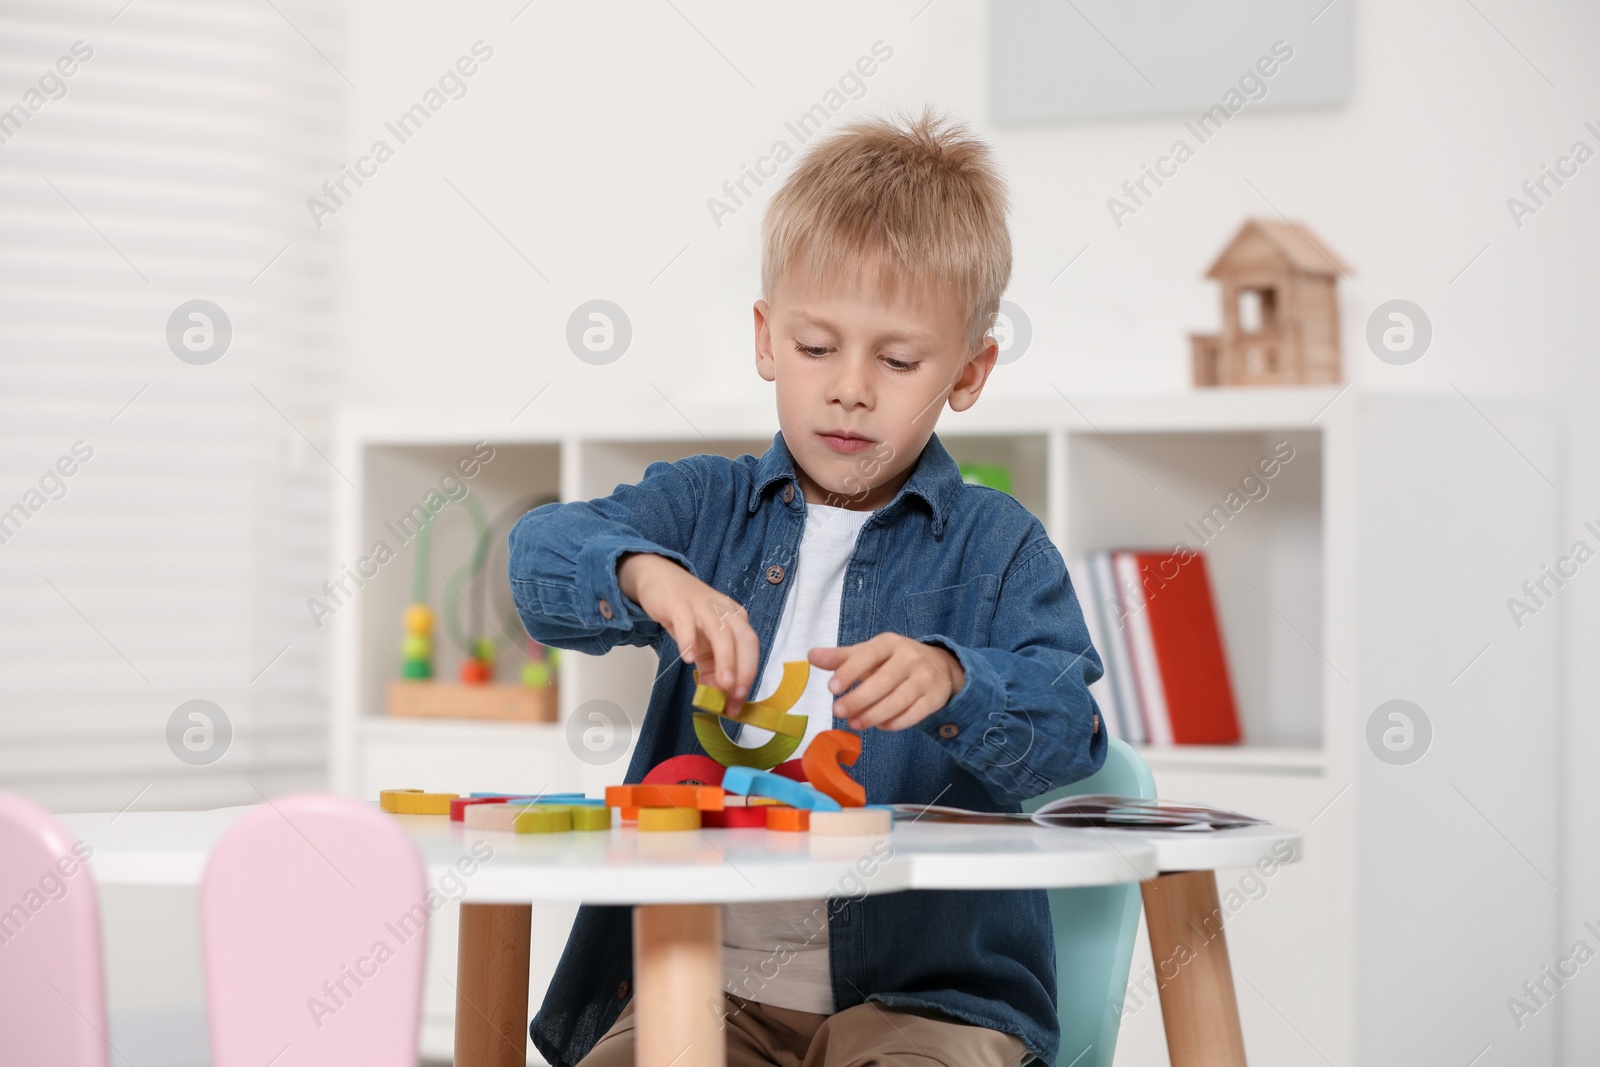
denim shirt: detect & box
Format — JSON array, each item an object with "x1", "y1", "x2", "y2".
[{"x1": 508, "y1": 429, "x2": 1107, "y2": 1067}]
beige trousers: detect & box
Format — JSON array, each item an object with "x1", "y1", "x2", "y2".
[{"x1": 576, "y1": 991, "x2": 1033, "y2": 1067}]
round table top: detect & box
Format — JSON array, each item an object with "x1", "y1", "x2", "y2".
[{"x1": 59, "y1": 804, "x2": 1301, "y2": 905}]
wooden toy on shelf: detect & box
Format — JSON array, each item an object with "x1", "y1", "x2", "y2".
[
  {"x1": 1189, "y1": 217, "x2": 1350, "y2": 387},
  {"x1": 802, "y1": 730, "x2": 867, "y2": 808},
  {"x1": 388, "y1": 492, "x2": 562, "y2": 720},
  {"x1": 957, "y1": 462, "x2": 1015, "y2": 496},
  {"x1": 521, "y1": 639, "x2": 558, "y2": 688},
  {"x1": 387, "y1": 680, "x2": 557, "y2": 722},
  {"x1": 400, "y1": 605, "x2": 434, "y2": 680}
]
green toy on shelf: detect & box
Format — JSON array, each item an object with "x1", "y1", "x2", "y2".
[{"x1": 958, "y1": 461, "x2": 1015, "y2": 496}]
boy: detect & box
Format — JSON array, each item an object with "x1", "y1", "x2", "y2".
[{"x1": 509, "y1": 106, "x2": 1105, "y2": 1067}]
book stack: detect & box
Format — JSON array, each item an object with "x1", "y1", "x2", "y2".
[{"x1": 1075, "y1": 548, "x2": 1241, "y2": 746}]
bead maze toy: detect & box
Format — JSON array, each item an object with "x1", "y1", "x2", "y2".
[
  {"x1": 386, "y1": 493, "x2": 562, "y2": 722},
  {"x1": 378, "y1": 660, "x2": 895, "y2": 837}
]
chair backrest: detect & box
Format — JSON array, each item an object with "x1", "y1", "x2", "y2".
[
  {"x1": 200, "y1": 793, "x2": 430, "y2": 1067},
  {"x1": 1021, "y1": 739, "x2": 1156, "y2": 1067},
  {"x1": 0, "y1": 792, "x2": 109, "y2": 1067}
]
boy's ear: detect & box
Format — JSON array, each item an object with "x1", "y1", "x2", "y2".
[
  {"x1": 754, "y1": 299, "x2": 776, "y2": 382},
  {"x1": 947, "y1": 337, "x2": 998, "y2": 413}
]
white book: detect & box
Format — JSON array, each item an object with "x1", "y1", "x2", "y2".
[
  {"x1": 1072, "y1": 554, "x2": 1122, "y2": 740},
  {"x1": 1115, "y1": 550, "x2": 1172, "y2": 745},
  {"x1": 1091, "y1": 550, "x2": 1144, "y2": 744}
]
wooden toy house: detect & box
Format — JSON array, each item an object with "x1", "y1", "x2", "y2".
[{"x1": 1190, "y1": 218, "x2": 1350, "y2": 387}]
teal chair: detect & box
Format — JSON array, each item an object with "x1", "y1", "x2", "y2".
[{"x1": 1021, "y1": 738, "x2": 1156, "y2": 1067}]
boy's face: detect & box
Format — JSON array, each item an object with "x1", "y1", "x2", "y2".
[{"x1": 754, "y1": 259, "x2": 997, "y2": 512}]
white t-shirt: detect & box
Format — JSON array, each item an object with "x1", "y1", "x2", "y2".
[{"x1": 721, "y1": 500, "x2": 874, "y2": 1015}]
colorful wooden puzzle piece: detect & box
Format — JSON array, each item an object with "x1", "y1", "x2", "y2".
[
  {"x1": 809, "y1": 806, "x2": 893, "y2": 835},
  {"x1": 692, "y1": 713, "x2": 802, "y2": 769},
  {"x1": 772, "y1": 759, "x2": 809, "y2": 783},
  {"x1": 802, "y1": 729, "x2": 867, "y2": 807},
  {"x1": 513, "y1": 805, "x2": 611, "y2": 833},
  {"x1": 702, "y1": 805, "x2": 771, "y2": 828},
  {"x1": 641, "y1": 754, "x2": 726, "y2": 788},
  {"x1": 691, "y1": 662, "x2": 809, "y2": 737},
  {"x1": 465, "y1": 802, "x2": 538, "y2": 831},
  {"x1": 451, "y1": 796, "x2": 508, "y2": 821},
  {"x1": 605, "y1": 784, "x2": 723, "y2": 811},
  {"x1": 721, "y1": 766, "x2": 841, "y2": 812},
  {"x1": 765, "y1": 806, "x2": 809, "y2": 832},
  {"x1": 638, "y1": 806, "x2": 701, "y2": 832},
  {"x1": 382, "y1": 790, "x2": 458, "y2": 815}
]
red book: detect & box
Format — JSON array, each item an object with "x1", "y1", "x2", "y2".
[{"x1": 1119, "y1": 550, "x2": 1241, "y2": 745}]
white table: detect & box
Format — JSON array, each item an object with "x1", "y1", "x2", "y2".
[{"x1": 62, "y1": 807, "x2": 1299, "y2": 1067}]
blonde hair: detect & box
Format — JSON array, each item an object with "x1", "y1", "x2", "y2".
[{"x1": 760, "y1": 105, "x2": 1012, "y2": 354}]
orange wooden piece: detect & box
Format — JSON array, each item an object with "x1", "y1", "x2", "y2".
[
  {"x1": 766, "y1": 806, "x2": 810, "y2": 832},
  {"x1": 801, "y1": 729, "x2": 866, "y2": 808},
  {"x1": 608, "y1": 784, "x2": 723, "y2": 811}
]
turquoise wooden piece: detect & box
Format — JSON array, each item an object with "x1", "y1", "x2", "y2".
[
  {"x1": 1021, "y1": 738, "x2": 1156, "y2": 1067},
  {"x1": 720, "y1": 766, "x2": 842, "y2": 812}
]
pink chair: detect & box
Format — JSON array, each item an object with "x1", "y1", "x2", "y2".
[
  {"x1": 200, "y1": 792, "x2": 430, "y2": 1067},
  {"x1": 0, "y1": 792, "x2": 110, "y2": 1067}
]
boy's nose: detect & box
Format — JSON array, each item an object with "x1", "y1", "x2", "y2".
[{"x1": 827, "y1": 356, "x2": 872, "y2": 407}]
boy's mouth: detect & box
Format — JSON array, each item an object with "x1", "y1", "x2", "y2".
[{"x1": 817, "y1": 430, "x2": 875, "y2": 454}]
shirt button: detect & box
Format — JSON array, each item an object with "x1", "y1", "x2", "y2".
[
  {"x1": 766, "y1": 565, "x2": 785, "y2": 585},
  {"x1": 616, "y1": 979, "x2": 629, "y2": 999},
  {"x1": 937, "y1": 723, "x2": 959, "y2": 739},
  {"x1": 598, "y1": 598, "x2": 613, "y2": 620},
  {"x1": 782, "y1": 484, "x2": 795, "y2": 503}
]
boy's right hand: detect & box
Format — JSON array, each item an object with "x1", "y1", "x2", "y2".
[{"x1": 618, "y1": 552, "x2": 759, "y2": 715}]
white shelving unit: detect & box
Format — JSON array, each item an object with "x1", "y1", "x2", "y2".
[{"x1": 330, "y1": 387, "x2": 1557, "y2": 1065}]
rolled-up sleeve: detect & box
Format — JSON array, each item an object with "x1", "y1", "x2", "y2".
[
  {"x1": 911, "y1": 542, "x2": 1107, "y2": 805},
  {"x1": 508, "y1": 458, "x2": 702, "y2": 656}
]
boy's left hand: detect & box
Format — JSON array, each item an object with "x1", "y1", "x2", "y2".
[{"x1": 809, "y1": 634, "x2": 965, "y2": 731}]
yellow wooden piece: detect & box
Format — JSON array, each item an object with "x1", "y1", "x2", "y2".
[
  {"x1": 389, "y1": 791, "x2": 458, "y2": 815},
  {"x1": 693, "y1": 712, "x2": 801, "y2": 769},
  {"x1": 691, "y1": 684, "x2": 726, "y2": 713},
  {"x1": 638, "y1": 806, "x2": 701, "y2": 832},
  {"x1": 692, "y1": 663, "x2": 810, "y2": 737},
  {"x1": 514, "y1": 806, "x2": 573, "y2": 834},
  {"x1": 379, "y1": 789, "x2": 422, "y2": 813},
  {"x1": 567, "y1": 805, "x2": 612, "y2": 831}
]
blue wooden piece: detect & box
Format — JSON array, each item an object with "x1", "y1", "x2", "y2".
[{"x1": 721, "y1": 766, "x2": 842, "y2": 812}]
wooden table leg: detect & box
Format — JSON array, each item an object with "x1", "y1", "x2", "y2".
[
  {"x1": 633, "y1": 903, "x2": 725, "y2": 1067},
  {"x1": 1140, "y1": 871, "x2": 1248, "y2": 1067},
  {"x1": 455, "y1": 902, "x2": 532, "y2": 1067}
]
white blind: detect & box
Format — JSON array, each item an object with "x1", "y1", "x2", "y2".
[{"x1": 0, "y1": 0, "x2": 344, "y2": 811}]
